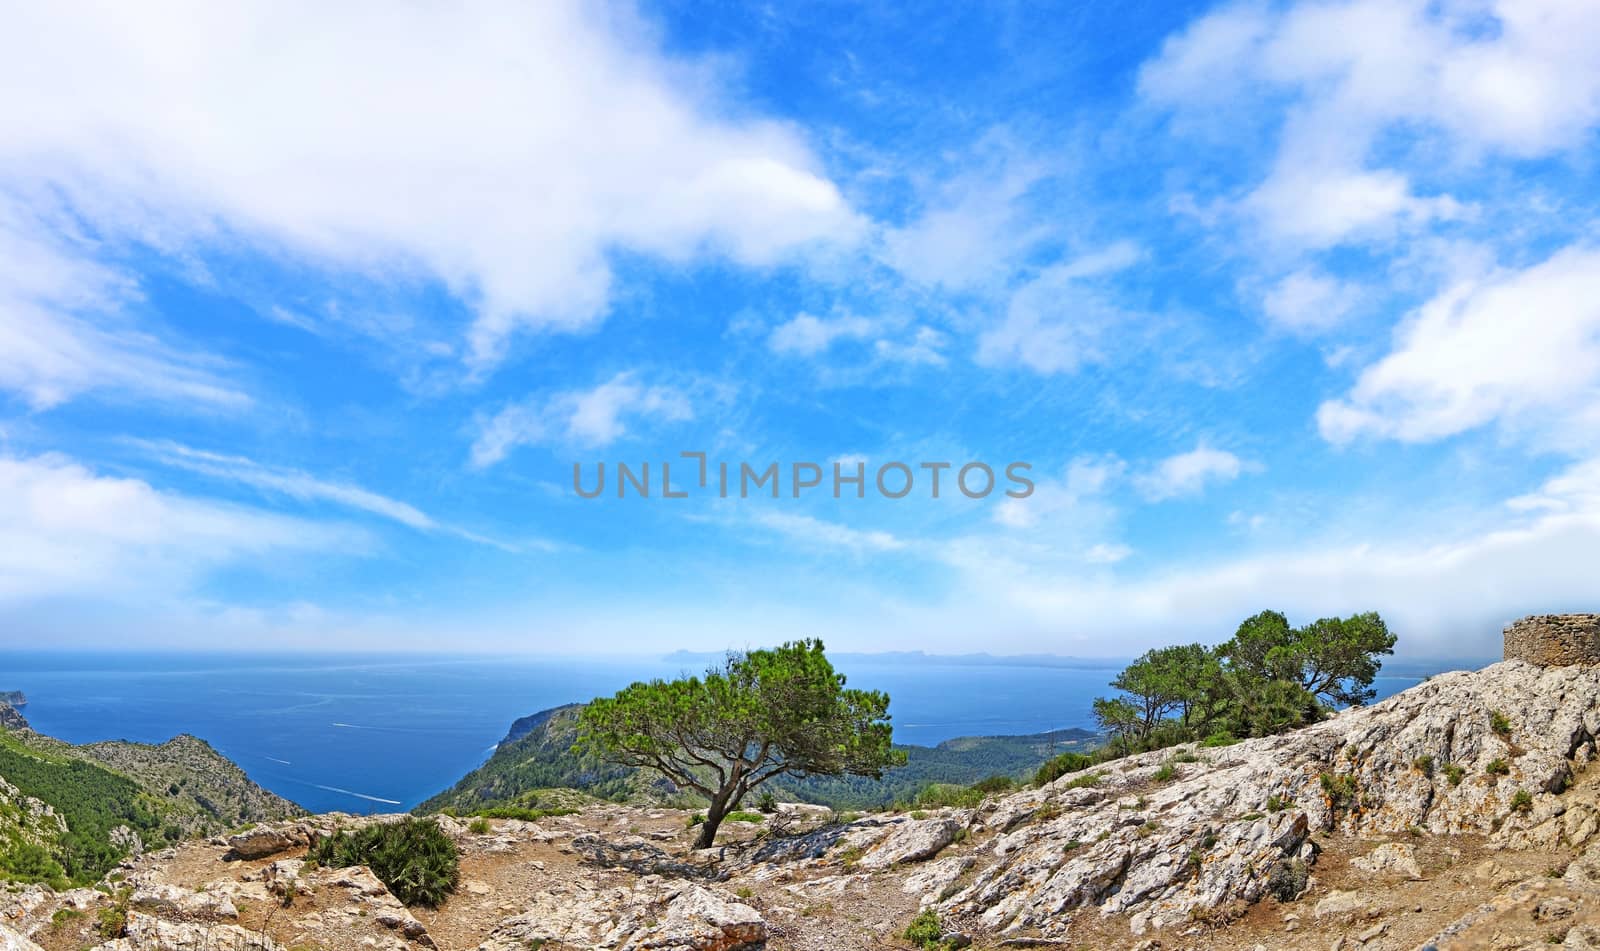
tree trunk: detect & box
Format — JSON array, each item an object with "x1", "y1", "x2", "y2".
[{"x1": 694, "y1": 787, "x2": 735, "y2": 850}]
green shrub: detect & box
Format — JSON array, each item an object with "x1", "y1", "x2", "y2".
[
  {"x1": 1266, "y1": 795, "x2": 1287, "y2": 813},
  {"x1": 1413, "y1": 755, "x2": 1434, "y2": 777},
  {"x1": 1320, "y1": 773, "x2": 1358, "y2": 810},
  {"x1": 1062, "y1": 772, "x2": 1101, "y2": 790},
  {"x1": 1511, "y1": 789, "x2": 1533, "y2": 813},
  {"x1": 1154, "y1": 762, "x2": 1177, "y2": 782},
  {"x1": 1443, "y1": 762, "x2": 1465, "y2": 785},
  {"x1": 1267, "y1": 858, "x2": 1309, "y2": 902},
  {"x1": 466, "y1": 817, "x2": 491, "y2": 835},
  {"x1": 915, "y1": 783, "x2": 984, "y2": 809},
  {"x1": 756, "y1": 791, "x2": 779, "y2": 814},
  {"x1": 903, "y1": 909, "x2": 946, "y2": 949},
  {"x1": 1490, "y1": 710, "x2": 1512, "y2": 737},
  {"x1": 686, "y1": 813, "x2": 706, "y2": 828},
  {"x1": 1034, "y1": 752, "x2": 1093, "y2": 786},
  {"x1": 307, "y1": 819, "x2": 459, "y2": 908},
  {"x1": 970, "y1": 775, "x2": 1016, "y2": 794},
  {"x1": 724, "y1": 811, "x2": 765, "y2": 824},
  {"x1": 468, "y1": 806, "x2": 576, "y2": 822},
  {"x1": 1486, "y1": 759, "x2": 1510, "y2": 776},
  {"x1": 1200, "y1": 732, "x2": 1239, "y2": 748}
]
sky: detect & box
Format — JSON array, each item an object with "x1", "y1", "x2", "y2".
[{"x1": 2, "y1": 0, "x2": 1599, "y2": 660}]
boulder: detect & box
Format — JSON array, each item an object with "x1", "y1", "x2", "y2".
[
  {"x1": 1352, "y1": 842, "x2": 1423, "y2": 880},
  {"x1": 856, "y1": 817, "x2": 961, "y2": 869},
  {"x1": 226, "y1": 824, "x2": 307, "y2": 860}
]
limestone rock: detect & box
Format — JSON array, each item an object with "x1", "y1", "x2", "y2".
[
  {"x1": 226, "y1": 824, "x2": 307, "y2": 860},
  {"x1": 0, "y1": 923, "x2": 43, "y2": 951},
  {"x1": 856, "y1": 816, "x2": 961, "y2": 869},
  {"x1": 129, "y1": 882, "x2": 239, "y2": 920},
  {"x1": 902, "y1": 854, "x2": 976, "y2": 905},
  {"x1": 480, "y1": 877, "x2": 764, "y2": 950},
  {"x1": 96, "y1": 912, "x2": 284, "y2": 950},
  {"x1": 1351, "y1": 842, "x2": 1423, "y2": 880}
]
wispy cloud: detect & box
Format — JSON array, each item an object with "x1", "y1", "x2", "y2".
[
  {"x1": 471, "y1": 372, "x2": 693, "y2": 468},
  {"x1": 129, "y1": 440, "x2": 528, "y2": 551},
  {"x1": 0, "y1": 200, "x2": 248, "y2": 412},
  {"x1": 0, "y1": 452, "x2": 363, "y2": 602}
]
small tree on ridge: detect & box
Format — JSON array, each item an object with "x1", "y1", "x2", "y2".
[{"x1": 577, "y1": 639, "x2": 905, "y2": 849}]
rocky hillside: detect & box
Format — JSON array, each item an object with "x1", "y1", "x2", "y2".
[
  {"x1": 7, "y1": 657, "x2": 1600, "y2": 949},
  {"x1": 0, "y1": 716, "x2": 301, "y2": 889},
  {"x1": 421, "y1": 702, "x2": 1100, "y2": 814}
]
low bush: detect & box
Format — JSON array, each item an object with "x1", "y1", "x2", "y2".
[
  {"x1": 903, "y1": 908, "x2": 949, "y2": 949},
  {"x1": 914, "y1": 783, "x2": 984, "y2": 809},
  {"x1": 307, "y1": 819, "x2": 459, "y2": 908},
  {"x1": 1486, "y1": 759, "x2": 1510, "y2": 776},
  {"x1": 969, "y1": 774, "x2": 1016, "y2": 794},
  {"x1": 1320, "y1": 773, "x2": 1358, "y2": 811},
  {"x1": 1267, "y1": 858, "x2": 1310, "y2": 902},
  {"x1": 1034, "y1": 752, "x2": 1093, "y2": 786}
]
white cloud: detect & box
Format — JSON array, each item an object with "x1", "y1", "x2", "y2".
[
  {"x1": 1141, "y1": 0, "x2": 1600, "y2": 247},
  {"x1": 0, "y1": 200, "x2": 247, "y2": 410},
  {"x1": 0, "y1": 452, "x2": 360, "y2": 602},
  {"x1": 126, "y1": 440, "x2": 408, "y2": 526},
  {"x1": 1084, "y1": 542, "x2": 1133, "y2": 564},
  {"x1": 880, "y1": 143, "x2": 1052, "y2": 291},
  {"x1": 873, "y1": 327, "x2": 948, "y2": 367},
  {"x1": 976, "y1": 243, "x2": 1142, "y2": 374},
  {"x1": 1261, "y1": 268, "x2": 1361, "y2": 334},
  {"x1": 471, "y1": 372, "x2": 692, "y2": 467},
  {"x1": 751, "y1": 511, "x2": 906, "y2": 554},
  {"x1": 768, "y1": 312, "x2": 876, "y2": 356},
  {"x1": 994, "y1": 455, "x2": 1123, "y2": 530},
  {"x1": 0, "y1": 1, "x2": 860, "y2": 372},
  {"x1": 1318, "y1": 245, "x2": 1600, "y2": 445},
  {"x1": 1244, "y1": 167, "x2": 1465, "y2": 248},
  {"x1": 1135, "y1": 444, "x2": 1249, "y2": 501}
]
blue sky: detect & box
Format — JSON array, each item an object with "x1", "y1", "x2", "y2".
[{"x1": 2, "y1": 0, "x2": 1599, "y2": 659}]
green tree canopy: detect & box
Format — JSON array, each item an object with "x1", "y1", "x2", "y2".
[
  {"x1": 1084, "y1": 610, "x2": 1398, "y2": 761},
  {"x1": 1221, "y1": 610, "x2": 1396, "y2": 708},
  {"x1": 577, "y1": 639, "x2": 905, "y2": 848}
]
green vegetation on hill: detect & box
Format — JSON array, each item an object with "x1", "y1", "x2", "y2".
[
  {"x1": 0, "y1": 731, "x2": 162, "y2": 886},
  {"x1": 0, "y1": 724, "x2": 302, "y2": 888}
]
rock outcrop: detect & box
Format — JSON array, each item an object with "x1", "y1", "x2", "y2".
[{"x1": 11, "y1": 655, "x2": 1600, "y2": 949}]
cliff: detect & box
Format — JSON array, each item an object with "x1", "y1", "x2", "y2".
[{"x1": 8, "y1": 655, "x2": 1600, "y2": 949}]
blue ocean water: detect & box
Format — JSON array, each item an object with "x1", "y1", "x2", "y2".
[{"x1": 0, "y1": 652, "x2": 1435, "y2": 814}]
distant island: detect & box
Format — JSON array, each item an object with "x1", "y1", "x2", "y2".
[{"x1": 0, "y1": 690, "x2": 25, "y2": 706}]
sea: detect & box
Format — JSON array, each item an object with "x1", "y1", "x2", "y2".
[{"x1": 0, "y1": 651, "x2": 1450, "y2": 814}]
